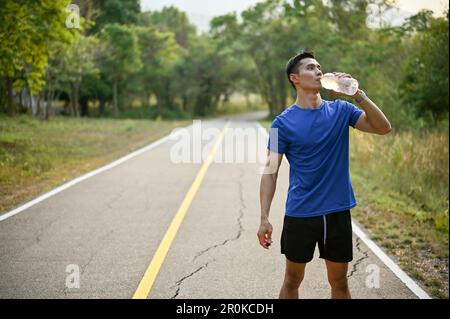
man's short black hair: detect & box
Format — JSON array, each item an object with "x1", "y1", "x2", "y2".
[{"x1": 286, "y1": 51, "x2": 315, "y2": 90}]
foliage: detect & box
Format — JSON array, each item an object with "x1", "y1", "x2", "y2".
[
  {"x1": 0, "y1": 0, "x2": 447, "y2": 125},
  {"x1": 0, "y1": 0, "x2": 78, "y2": 115},
  {"x1": 399, "y1": 10, "x2": 449, "y2": 122}
]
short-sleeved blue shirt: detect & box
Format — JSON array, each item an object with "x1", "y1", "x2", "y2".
[{"x1": 267, "y1": 99, "x2": 363, "y2": 218}]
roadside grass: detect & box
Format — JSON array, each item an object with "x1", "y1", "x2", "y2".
[
  {"x1": 0, "y1": 114, "x2": 191, "y2": 214},
  {"x1": 216, "y1": 93, "x2": 267, "y2": 116},
  {"x1": 259, "y1": 120, "x2": 449, "y2": 299}
]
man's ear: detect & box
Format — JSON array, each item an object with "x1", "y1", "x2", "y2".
[{"x1": 289, "y1": 73, "x2": 299, "y2": 85}]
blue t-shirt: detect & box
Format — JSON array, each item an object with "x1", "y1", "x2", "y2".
[{"x1": 267, "y1": 99, "x2": 363, "y2": 218}]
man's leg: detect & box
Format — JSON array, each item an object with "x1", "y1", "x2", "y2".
[
  {"x1": 279, "y1": 258, "x2": 306, "y2": 299},
  {"x1": 325, "y1": 260, "x2": 351, "y2": 299}
]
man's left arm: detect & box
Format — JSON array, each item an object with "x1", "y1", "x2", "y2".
[{"x1": 352, "y1": 89, "x2": 392, "y2": 135}]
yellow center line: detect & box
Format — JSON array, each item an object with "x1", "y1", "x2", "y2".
[{"x1": 132, "y1": 121, "x2": 231, "y2": 299}]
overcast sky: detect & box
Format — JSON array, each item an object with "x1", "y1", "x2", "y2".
[{"x1": 140, "y1": 0, "x2": 449, "y2": 32}]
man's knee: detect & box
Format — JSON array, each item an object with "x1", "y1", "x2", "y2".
[
  {"x1": 327, "y1": 274, "x2": 349, "y2": 290},
  {"x1": 284, "y1": 269, "x2": 305, "y2": 290}
]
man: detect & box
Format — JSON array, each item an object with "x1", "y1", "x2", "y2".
[{"x1": 257, "y1": 51, "x2": 391, "y2": 299}]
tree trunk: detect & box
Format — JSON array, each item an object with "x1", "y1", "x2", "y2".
[
  {"x1": 223, "y1": 91, "x2": 230, "y2": 104},
  {"x1": 44, "y1": 88, "x2": 50, "y2": 120},
  {"x1": 5, "y1": 76, "x2": 16, "y2": 116},
  {"x1": 113, "y1": 79, "x2": 118, "y2": 115},
  {"x1": 245, "y1": 92, "x2": 250, "y2": 108},
  {"x1": 80, "y1": 96, "x2": 89, "y2": 117},
  {"x1": 36, "y1": 92, "x2": 43, "y2": 118},
  {"x1": 257, "y1": 74, "x2": 273, "y2": 116},
  {"x1": 63, "y1": 99, "x2": 70, "y2": 115},
  {"x1": 154, "y1": 93, "x2": 162, "y2": 117},
  {"x1": 42, "y1": 97, "x2": 49, "y2": 120},
  {"x1": 44, "y1": 86, "x2": 55, "y2": 120},
  {"x1": 141, "y1": 94, "x2": 147, "y2": 110},
  {"x1": 18, "y1": 88, "x2": 23, "y2": 110},
  {"x1": 99, "y1": 99, "x2": 106, "y2": 115},
  {"x1": 69, "y1": 83, "x2": 75, "y2": 116},
  {"x1": 164, "y1": 79, "x2": 174, "y2": 109},
  {"x1": 181, "y1": 94, "x2": 188, "y2": 113},
  {"x1": 18, "y1": 87, "x2": 28, "y2": 113},
  {"x1": 74, "y1": 81, "x2": 80, "y2": 117},
  {"x1": 30, "y1": 87, "x2": 38, "y2": 117}
]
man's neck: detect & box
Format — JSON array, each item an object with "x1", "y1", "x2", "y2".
[{"x1": 295, "y1": 90, "x2": 322, "y2": 109}]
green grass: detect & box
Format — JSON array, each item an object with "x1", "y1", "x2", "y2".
[
  {"x1": 216, "y1": 93, "x2": 267, "y2": 116},
  {"x1": 0, "y1": 114, "x2": 191, "y2": 214},
  {"x1": 259, "y1": 120, "x2": 449, "y2": 299}
]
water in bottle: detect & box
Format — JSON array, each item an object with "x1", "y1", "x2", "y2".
[{"x1": 320, "y1": 73, "x2": 359, "y2": 95}]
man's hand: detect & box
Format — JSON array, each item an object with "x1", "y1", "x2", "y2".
[
  {"x1": 257, "y1": 219, "x2": 273, "y2": 249},
  {"x1": 329, "y1": 72, "x2": 359, "y2": 98}
]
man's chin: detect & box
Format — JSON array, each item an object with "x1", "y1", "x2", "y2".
[{"x1": 299, "y1": 86, "x2": 322, "y2": 94}]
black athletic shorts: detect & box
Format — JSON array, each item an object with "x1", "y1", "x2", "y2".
[{"x1": 280, "y1": 210, "x2": 353, "y2": 263}]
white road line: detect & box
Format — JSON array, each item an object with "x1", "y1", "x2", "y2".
[
  {"x1": 351, "y1": 222, "x2": 431, "y2": 299},
  {"x1": 0, "y1": 123, "x2": 192, "y2": 222},
  {"x1": 256, "y1": 121, "x2": 432, "y2": 299}
]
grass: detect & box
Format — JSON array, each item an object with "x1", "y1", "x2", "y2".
[
  {"x1": 216, "y1": 93, "x2": 267, "y2": 116},
  {"x1": 0, "y1": 114, "x2": 191, "y2": 214},
  {"x1": 259, "y1": 120, "x2": 449, "y2": 299}
]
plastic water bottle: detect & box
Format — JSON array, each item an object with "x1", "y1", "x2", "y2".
[{"x1": 320, "y1": 73, "x2": 359, "y2": 95}]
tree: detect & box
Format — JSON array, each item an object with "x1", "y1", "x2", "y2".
[
  {"x1": 400, "y1": 10, "x2": 449, "y2": 122},
  {"x1": 99, "y1": 24, "x2": 142, "y2": 114},
  {"x1": 139, "y1": 7, "x2": 197, "y2": 48},
  {"x1": 238, "y1": 0, "x2": 333, "y2": 115},
  {"x1": 210, "y1": 13, "x2": 253, "y2": 103},
  {"x1": 132, "y1": 26, "x2": 181, "y2": 114},
  {"x1": 57, "y1": 35, "x2": 100, "y2": 117},
  {"x1": 0, "y1": 0, "x2": 77, "y2": 116},
  {"x1": 90, "y1": 0, "x2": 140, "y2": 33}
]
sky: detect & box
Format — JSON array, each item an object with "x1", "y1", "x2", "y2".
[{"x1": 140, "y1": 0, "x2": 449, "y2": 32}]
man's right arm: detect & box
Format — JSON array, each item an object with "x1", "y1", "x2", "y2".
[{"x1": 258, "y1": 150, "x2": 283, "y2": 249}]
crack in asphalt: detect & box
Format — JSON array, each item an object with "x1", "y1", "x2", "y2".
[
  {"x1": 170, "y1": 260, "x2": 213, "y2": 299},
  {"x1": 62, "y1": 229, "x2": 115, "y2": 296},
  {"x1": 192, "y1": 166, "x2": 245, "y2": 262},
  {"x1": 172, "y1": 165, "x2": 246, "y2": 298},
  {"x1": 348, "y1": 237, "x2": 369, "y2": 278}
]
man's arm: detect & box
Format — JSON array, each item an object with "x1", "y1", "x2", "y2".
[
  {"x1": 353, "y1": 89, "x2": 392, "y2": 135},
  {"x1": 328, "y1": 72, "x2": 392, "y2": 135},
  {"x1": 257, "y1": 150, "x2": 283, "y2": 249}
]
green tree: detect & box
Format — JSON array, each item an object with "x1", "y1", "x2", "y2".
[
  {"x1": 132, "y1": 26, "x2": 181, "y2": 114},
  {"x1": 58, "y1": 35, "x2": 100, "y2": 117},
  {"x1": 139, "y1": 6, "x2": 197, "y2": 48},
  {"x1": 210, "y1": 13, "x2": 255, "y2": 107},
  {"x1": 400, "y1": 10, "x2": 449, "y2": 123},
  {"x1": 99, "y1": 24, "x2": 142, "y2": 114},
  {"x1": 90, "y1": 0, "x2": 140, "y2": 33},
  {"x1": 0, "y1": 0, "x2": 77, "y2": 115},
  {"x1": 239, "y1": 0, "x2": 333, "y2": 115}
]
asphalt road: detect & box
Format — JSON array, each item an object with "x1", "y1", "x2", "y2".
[{"x1": 0, "y1": 112, "x2": 421, "y2": 299}]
